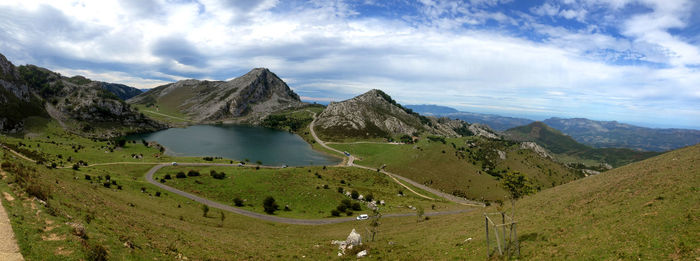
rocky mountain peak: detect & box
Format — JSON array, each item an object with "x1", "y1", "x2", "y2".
[{"x1": 0, "y1": 53, "x2": 16, "y2": 78}]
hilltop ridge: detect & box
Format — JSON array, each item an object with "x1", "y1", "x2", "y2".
[{"x1": 128, "y1": 68, "x2": 303, "y2": 123}]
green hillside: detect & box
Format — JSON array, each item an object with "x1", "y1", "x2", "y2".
[
  {"x1": 506, "y1": 121, "x2": 659, "y2": 167},
  {"x1": 331, "y1": 136, "x2": 582, "y2": 201},
  {"x1": 0, "y1": 126, "x2": 697, "y2": 260}
]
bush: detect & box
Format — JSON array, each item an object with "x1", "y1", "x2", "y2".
[
  {"x1": 337, "y1": 187, "x2": 344, "y2": 193},
  {"x1": 210, "y1": 170, "x2": 226, "y2": 179},
  {"x1": 86, "y1": 243, "x2": 109, "y2": 261},
  {"x1": 202, "y1": 204, "x2": 209, "y2": 217},
  {"x1": 73, "y1": 164, "x2": 80, "y2": 170},
  {"x1": 351, "y1": 202, "x2": 362, "y2": 211},
  {"x1": 233, "y1": 197, "x2": 244, "y2": 207},
  {"x1": 175, "y1": 171, "x2": 186, "y2": 178},
  {"x1": 155, "y1": 192, "x2": 161, "y2": 197},
  {"x1": 331, "y1": 209, "x2": 340, "y2": 216},
  {"x1": 263, "y1": 196, "x2": 279, "y2": 214},
  {"x1": 203, "y1": 156, "x2": 214, "y2": 161},
  {"x1": 365, "y1": 194, "x2": 374, "y2": 202},
  {"x1": 351, "y1": 190, "x2": 359, "y2": 199},
  {"x1": 164, "y1": 174, "x2": 171, "y2": 179},
  {"x1": 187, "y1": 170, "x2": 200, "y2": 177},
  {"x1": 27, "y1": 183, "x2": 49, "y2": 201},
  {"x1": 336, "y1": 204, "x2": 347, "y2": 213}
]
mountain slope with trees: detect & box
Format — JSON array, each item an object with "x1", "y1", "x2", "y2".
[{"x1": 505, "y1": 122, "x2": 659, "y2": 167}]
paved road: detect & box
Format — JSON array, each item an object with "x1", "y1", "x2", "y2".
[
  {"x1": 144, "y1": 163, "x2": 474, "y2": 225},
  {"x1": 308, "y1": 114, "x2": 485, "y2": 207}
]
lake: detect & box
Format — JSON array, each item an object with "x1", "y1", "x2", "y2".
[{"x1": 129, "y1": 125, "x2": 341, "y2": 166}]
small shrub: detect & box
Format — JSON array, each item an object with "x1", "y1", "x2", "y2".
[
  {"x1": 187, "y1": 170, "x2": 200, "y2": 177},
  {"x1": 164, "y1": 174, "x2": 172, "y2": 179},
  {"x1": 210, "y1": 170, "x2": 226, "y2": 179},
  {"x1": 176, "y1": 171, "x2": 186, "y2": 178},
  {"x1": 337, "y1": 187, "x2": 344, "y2": 193},
  {"x1": 155, "y1": 192, "x2": 161, "y2": 197},
  {"x1": 233, "y1": 197, "x2": 244, "y2": 207},
  {"x1": 351, "y1": 202, "x2": 362, "y2": 211},
  {"x1": 323, "y1": 184, "x2": 329, "y2": 189},
  {"x1": 84, "y1": 174, "x2": 91, "y2": 180},
  {"x1": 331, "y1": 209, "x2": 340, "y2": 216},
  {"x1": 365, "y1": 194, "x2": 374, "y2": 202},
  {"x1": 351, "y1": 190, "x2": 359, "y2": 199},
  {"x1": 263, "y1": 196, "x2": 279, "y2": 214},
  {"x1": 202, "y1": 204, "x2": 209, "y2": 217},
  {"x1": 86, "y1": 242, "x2": 109, "y2": 261}
]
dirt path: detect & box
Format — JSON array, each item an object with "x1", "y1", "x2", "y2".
[
  {"x1": 0, "y1": 144, "x2": 36, "y2": 163},
  {"x1": 144, "y1": 163, "x2": 474, "y2": 225},
  {"x1": 308, "y1": 114, "x2": 485, "y2": 207},
  {"x1": 0, "y1": 187, "x2": 23, "y2": 260}
]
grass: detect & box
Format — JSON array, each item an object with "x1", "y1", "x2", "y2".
[
  {"x1": 158, "y1": 165, "x2": 456, "y2": 219},
  {"x1": 330, "y1": 136, "x2": 581, "y2": 201},
  {"x1": 0, "y1": 130, "x2": 697, "y2": 259}
]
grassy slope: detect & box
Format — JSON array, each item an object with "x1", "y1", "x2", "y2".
[
  {"x1": 506, "y1": 122, "x2": 660, "y2": 167},
  {"x1": 331, "y1": 137, "x2": 580, "y2": 201},
  {"x1": 0, "y1": 129, "x2": 697, "y2": 259},
  {"x1": 159, "y1": 165, "x2": 455, "y2": 219}
]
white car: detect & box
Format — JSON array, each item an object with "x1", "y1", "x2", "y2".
[
  {"x1": 171, "y1": 162, "x2": 178, "y2": 166},
  {"x1": 356, "y1": 214, "x2": 369, "y2": 220}
]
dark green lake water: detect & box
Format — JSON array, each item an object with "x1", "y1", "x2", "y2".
[{"x1": 130, "y1": 125, "x2": 341, "y2": 166}]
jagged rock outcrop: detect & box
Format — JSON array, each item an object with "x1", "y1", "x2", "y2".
[
  {"x1": 520, "y1": 141, "x2": 552, "y2": 159},
  {"x1": 315, "y1": 89, "x2": 467, "y2": 140},
  {"x1": 128, "y1": 68, "x2": 303, "y2": 123},
  {"x1": 0, "y1": 52, "x2": 163, "y2": 136}
]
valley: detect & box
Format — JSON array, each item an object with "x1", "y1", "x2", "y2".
[{"x1": 0, "y1": 52, "x2": 697, "y2": 260}]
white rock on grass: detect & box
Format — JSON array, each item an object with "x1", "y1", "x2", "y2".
[{"x1": 357, "y1": 250, "x2": 368, "y2": 258}]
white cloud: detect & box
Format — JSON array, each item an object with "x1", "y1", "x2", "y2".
[{"x1": 0, "y1": 0, "x2": 697, "y2": 128}]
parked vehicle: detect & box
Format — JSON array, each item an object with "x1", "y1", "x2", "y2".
[{"x1": 356, "y1": 214, "x2": 369, "y2": 220}]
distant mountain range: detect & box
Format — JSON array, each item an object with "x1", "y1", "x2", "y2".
[
  {"x1": 505, "y1": 122, "x2": 659, "y2": 168},
  {"x1": 405, "y1": 104, "x2": 534, "y2": 131},
  {"x1": 407, "y1": 104, "x2": 700, "y2": 152}
]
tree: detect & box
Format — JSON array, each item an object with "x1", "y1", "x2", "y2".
[
  {"x1": 219, "y1": 210, "x2": 225, "y2": 227},
  {"x1": 501, "y1": 171, "x2": 534, "y2": 218},
  {"x1": 416, "y1": 206, "x2": 425, "y2": 222},
  {"x1": 233, "y1": 197, "x2": 244, "y2": 207},
  {"x1": 263, "y1": 196, "x2": 279, "y2": 214},
  {"x1": 351, "y1": 190, "x2": 359, "y2": 199},
  {"x1": 365, "y1": 193, "x2": 374, "y2": 202},
  {"x1": 369, "y1": 207, "x2": 382, "y2": 241},
  {"x1": 202, "y1": 204, "x2": 209, "y2": 217}
]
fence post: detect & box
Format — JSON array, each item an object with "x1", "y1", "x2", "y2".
[{"x1": 485, "y1": 215, "x2": 490, "y2": 258}]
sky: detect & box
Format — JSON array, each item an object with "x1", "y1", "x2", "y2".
[{"x1": 1, "y1": 0, "x2": 699, "y2": 129}]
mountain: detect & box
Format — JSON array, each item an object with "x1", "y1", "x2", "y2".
[
  {"x1": 543, "y1": 117, "x2": 700, "y2": 152},
  {"x1": 404, "y1": 104, "x2": 458, "y2": 114},
  {"x1": 314, "y1": 89, "x2": 489, "y2": 140},
  {"x1": 405, "y1": 104, "x2": 534, "y2": 131},
  {"x1": 505, "y1": 122, "x2": 659, "y2": 167},
  {"x1": 128, "y1": 68, "x2": 303, "y2": 123},
  {"x1": 0, "y1": 54, "x2": 48, "y2": 133},
  {"x1": 99, "y1": 82, "x2": 142, "y2": 100},
  {"x1": 0, "y1": 53, "x2": 162, "y2": 136}
]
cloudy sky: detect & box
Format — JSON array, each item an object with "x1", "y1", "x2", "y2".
[{"x1": 1, "y1": 0, "x2": 699, "y2": 129}]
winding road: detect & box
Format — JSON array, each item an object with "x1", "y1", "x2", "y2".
[
  {"x1": 144, "y1": 163, "x2": 474, "y2": 225},
  {"x1": 308, "y1": 113, "x2": 485, "y2": 207}
]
